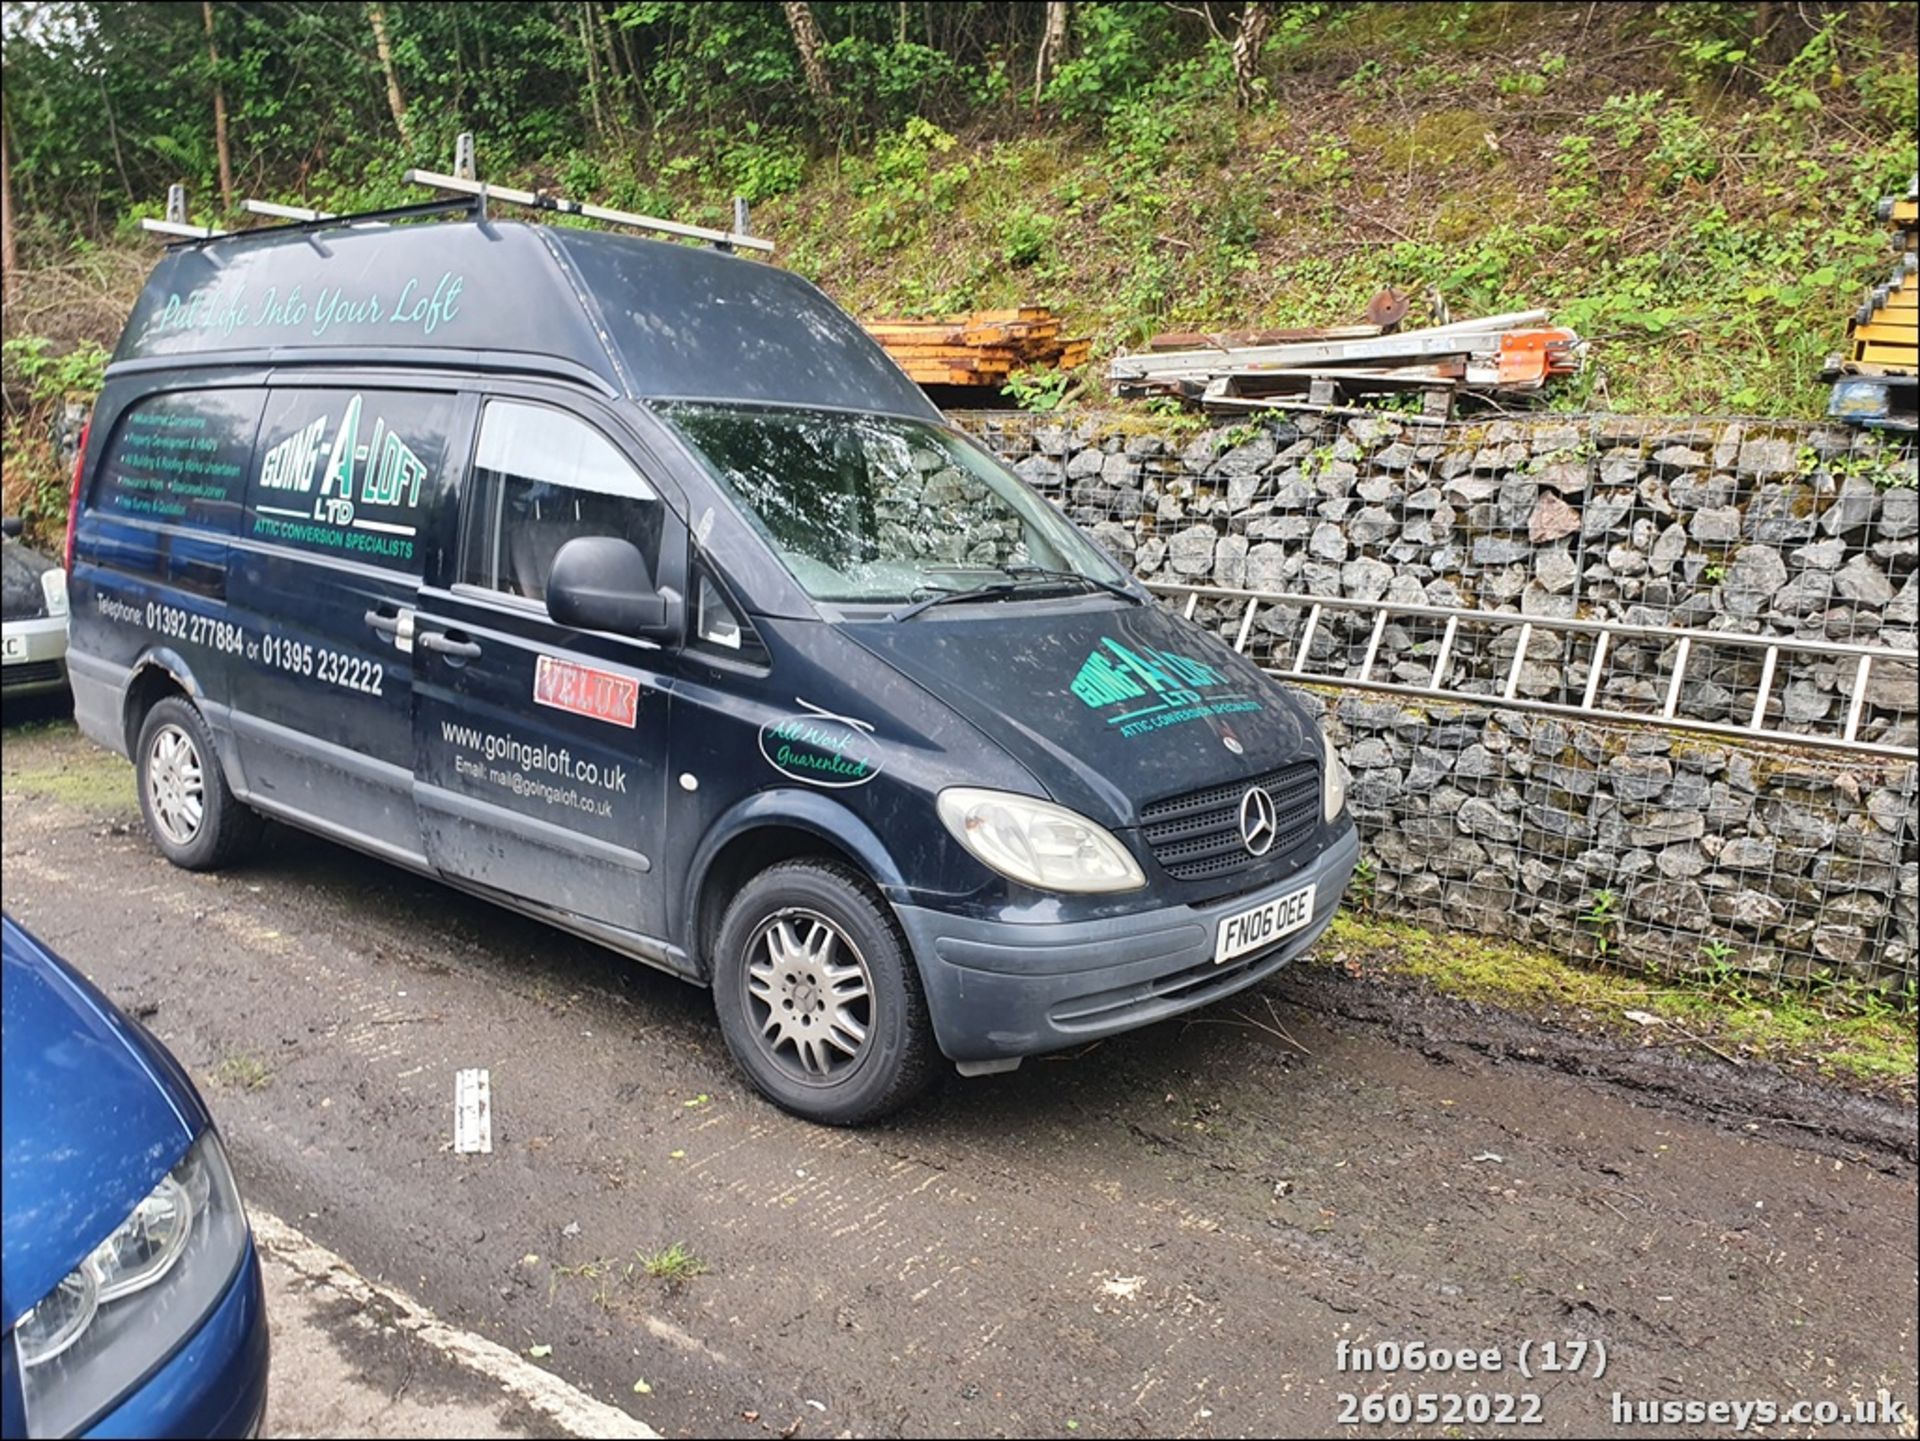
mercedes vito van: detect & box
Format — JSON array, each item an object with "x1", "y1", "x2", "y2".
[{"x1": 65, "y1": 204, "x2": 1356, "y2": 1124}]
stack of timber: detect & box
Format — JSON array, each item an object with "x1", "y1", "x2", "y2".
[
  {"x1": 1108, "y1": 309, "x2": 1583, "y2": 419},
  {"x1": 1826, "y1": 174, "x2": 1918, "y2": 433},
  {"x1": 864, "y1": 307, "x2": 1092, "y2": 387}
]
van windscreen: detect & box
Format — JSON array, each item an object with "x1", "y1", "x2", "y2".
[{"x1": 663, "y1": 404, "x2": 1124, "y2": 606}]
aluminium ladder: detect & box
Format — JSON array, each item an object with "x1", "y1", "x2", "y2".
[{"x1": 1152, "y1": 580, "x2": 1919, "y2": 760}]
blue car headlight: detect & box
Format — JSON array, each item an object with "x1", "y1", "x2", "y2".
[{"x1": 12, "y1": 1130, "x2": 248, "y2": 1438}]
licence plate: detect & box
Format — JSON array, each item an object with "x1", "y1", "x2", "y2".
[
  {"x1": 1215, "y1": 883, "x2": 1316, "y2": 965},
  {"x1": 1, "y1": 633, "x2": 25, "y2": 662}
]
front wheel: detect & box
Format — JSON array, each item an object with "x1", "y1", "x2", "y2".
[{"x1": 712, "y1": 859, "x2": 934, "y2": 1126}]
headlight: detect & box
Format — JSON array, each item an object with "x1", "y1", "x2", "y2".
[
  {"x1": 39, "y1": 568, "x2": 69, "y2": 618},
  {"x1": 14, "y1": 1130, "x2": 249, "y2": 1439},
  {"x1": 1321, "y1": 730, "x2": 1348, "y2": 822},
  {"x1": 938, "y1": 787, "x2": 1146, "y2": 893}
]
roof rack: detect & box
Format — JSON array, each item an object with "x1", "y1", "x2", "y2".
[
  {"x1": 402, "y1": 169, "x2": 773, "y2": 255},
  {"x1": 138, "y1": 133, "x2": 771, "y2": 256}
]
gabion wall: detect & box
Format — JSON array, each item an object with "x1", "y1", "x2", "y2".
[{"x1": 955, "y1": 409, "x2": 1919, "y2": 995}]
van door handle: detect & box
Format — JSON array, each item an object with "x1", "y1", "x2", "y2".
[
  {"x1": 365, "y1": 606, "x2": 417, "y2": 654},
  {"x1": 418, "y1": 630, "x2": 482, "y2": 660}
]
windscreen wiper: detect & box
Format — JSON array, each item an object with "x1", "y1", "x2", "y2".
[
  {"x1": 888, "y1": 582, "x2": 1021, "y2": 622},
  {"x1": 998, "y1": 564, "x2": 1140, "y2": 604}
]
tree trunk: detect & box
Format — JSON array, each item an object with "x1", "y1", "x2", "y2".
[
  {"x1": 367, "y1": 2, "x2": 413, "y2": 151},
  {"x1": 201, "y1": 0, "x2": 234, "y2": 212},
  {"x1": 579, "y1": 3, "x2": 607, "y2": 138},
  {"x1": 783, "y1": 2, "x2": 833, "y2": 102},
  {"x1": 1231, "y1": 1, "x2": 1272, "y2": 108},
  {"x1": 1033, "y1": 1, "x2": 1069, "y2": 113},
  {"x1": 99, "y1": 79, "x2": 135, "y2": 203},
  {"x1": 1, "y1": 110, "x2": 17, "y2": 307}
]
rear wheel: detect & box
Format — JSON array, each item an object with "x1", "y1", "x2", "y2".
[
  {"x1": 712, "y1": 859, "x2": 934, "y2": 1126},
  {"x1": 135, "y1": 696, "x2": 259, "y2": 871}
]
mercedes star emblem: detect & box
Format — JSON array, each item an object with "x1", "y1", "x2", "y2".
[{"x1": 1239, "y1": 786, "x2": 1277, "y2": 856}]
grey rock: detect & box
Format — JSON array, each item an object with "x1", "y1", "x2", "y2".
[
  {"x1": 1350, "y1": 505, "x2": 1396, "y2": 547},
  {"x1": 1583, "y1": 492, "x2": 1634, "y2": 539},
  {"x1": 1124, "y1": 433, "x2": 1166, "y2": 459},
  {"x1": 1655, "y1": 842, "x2": 1709, "y2": 879},
  {"x1": 1608, "y1": 754, "x2": 1673, "y2": 801},
  {"x1": 1309, "y1": 522, "x2": 1348, "y2": 562},
  {"x1": 1457, "y1": 797, "x2": 1522, "y2": 843},
  {"x1": 1712, "y1": 888, "x2": 1788, "y2": 929},
  {"x1": 1599, "y1": 452, "x2": 1641, "y2": 486},
  {"x1": 1243, "y1": 542, "x2": 1288, "y2": 592},
  {"x1": 1167, "y1": 524, "x2": 1218, "y2": 577},
  {"x1": 1720, "y1": 545, "x2": 1788, "y2": 618},
  {"x1": 1497, "y1": 477, "x2": 1539, "y2": 530},
  {"x1": 1717, "y1": 837, "x2": 1776, "y2": 870},
  {"x1": 1215, "y1": 533, "x2": 1249, "y2": 589},
  {"x1": 1820, "y1": 477, "x2": 1878, "y2": 537},
  {"x1": 1090, "y1": 521, "x2": 1136, "y2": 567},
  {"x1": 1373, "y1": 441, "x2": 1417, "y2": 470},
  {"x1": 1689, "y1": 507, "x2": 1743, "y2": 545},
  {"x1": 1737, "y1": 435, "x2": 1798, "y2": 480},
  {"x1": 1651, "y1": 444, "x2": 1708, "y2": 471},
  {"x1": 1342, "y1": 558, "x2": 1394, "y2": 603},
  {"x1": 1630, "y1": 877, "x2": 1710, "y2": 928},
  {"x1": 1628, "y1": 810, "x2": 1706, "y2": 847},
  {"x1": 1880, "y1": 487, "x2": 1919, "y2": 541},
  {"x1": 1745, "y1": 483, "x2": 1818, "y2": 544},
  {"x1": 1789, "y1": 536, "x2": 1846, "y2": 571},
  {"x1": 1833, "y1": 555, "x2": 1894, "y2": 606},
  {"x1": 1067, "y1": 447, "x2": 1106, "y2": 479},
  {"x1": 1219, "y1": 433, "x2": 1277, "y2": 475},
  {"x1": 1014, "y1": 454, "x2": 1064, "y2": 488},
  {"x1": 1472, "y1": 536, "x2": 1532, "y2": 565}
]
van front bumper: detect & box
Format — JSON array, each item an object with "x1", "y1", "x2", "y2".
[{"x1": 897, "y1": 821, "x2": 1360, "y2": 1064}]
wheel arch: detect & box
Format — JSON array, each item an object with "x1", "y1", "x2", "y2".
[{"x1": 684, "y1": 790, "x2": 909, "y2": 985}]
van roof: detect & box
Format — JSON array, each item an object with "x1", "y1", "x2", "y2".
[{"x1": 112, "y1": 219, "x2": 940, "y2": 420}]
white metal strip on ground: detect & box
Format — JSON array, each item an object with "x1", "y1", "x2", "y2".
[
  {"x1": 454, "y1": 1068, "x2": 492, "y2": 1154},
  {"x1": 250, "y1": 1210, "x2": 660, "y2": 1440}
]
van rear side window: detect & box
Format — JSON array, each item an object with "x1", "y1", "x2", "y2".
[
  {"x1": 245, "y1": 389, "x2": 454, "y2": 572},
  {"x1": 96, "y1": 389, "x2": 261, "y2": 533}
]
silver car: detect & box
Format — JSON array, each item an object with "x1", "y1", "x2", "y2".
[{"x1": 2, "y1": 517, "x2": 70, "y2": 700}]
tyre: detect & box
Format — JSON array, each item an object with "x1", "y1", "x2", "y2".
[
  {"x1": 712, "y1": 858, "x2": 934, "y2": 1125},
  {"x1": 135, "y1": 696, "x2": 259, "y2": 871}
]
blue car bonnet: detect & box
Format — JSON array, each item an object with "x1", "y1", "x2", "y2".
[{"x1": 1, "y1": 917, "x2": 205, "y2": 1332}]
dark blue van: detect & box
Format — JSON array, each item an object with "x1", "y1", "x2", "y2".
[{"x1": 64, "y1": 204, "x2": 1356, "y2": 1124}]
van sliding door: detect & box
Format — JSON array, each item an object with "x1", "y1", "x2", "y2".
[{"x1": 227, "y1": 385, "x2": 467, "y2": 858}]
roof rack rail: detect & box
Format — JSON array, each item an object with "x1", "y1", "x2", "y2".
[
  {"x1": 142, "y1": 194, "x2": 483, "y2": 251},
  {"x1": 402, "y1": 166, "x2": 773, "y2": 255}
]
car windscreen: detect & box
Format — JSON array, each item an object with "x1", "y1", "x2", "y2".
[
  {"x1": 661, "y1": 404, "x2": 1124, "y2": 605},
  {"x1": 3, "y1": 541, "x2": 52, "y2": 621}
]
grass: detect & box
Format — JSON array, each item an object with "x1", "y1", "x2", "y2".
[
  {"x1": 636, "y1": 1242, "x2": 709, "y2": 1285},
  {"x1": 212, "y1": 1054, "x2": 272, "y2": 1091},
  {"x1": 1318, "y1": 912, "x2": 1917, "y2": 1092},
  {"x1": 1, "y1": 719, "x2": 137, "y2": 815}
]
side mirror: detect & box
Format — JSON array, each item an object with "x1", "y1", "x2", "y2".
[
  {"x1": 1, "y1": 516, "x2": 21, "y2": 539},
  {"x1": 546, "y1": 536, "x2": 677, "y2": 640}
]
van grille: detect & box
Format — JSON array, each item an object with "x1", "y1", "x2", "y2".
[{"x1": 1139, "y1": 761, "x2": 1318, "y2": 884}]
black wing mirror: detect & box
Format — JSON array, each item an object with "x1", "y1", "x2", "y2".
[
  {"x1": 1, "y1": 516, "x2": 21, "y2": 539},
  {"x1": 546, "y1": 536, "x2": 678, "y2": 641}
]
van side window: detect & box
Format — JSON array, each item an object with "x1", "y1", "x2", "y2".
[
  {"x1": 246, "y1": 389, "x2": 453, "y2": 573},
  {"x1": 459, "y1": 401, "x2": 662, "y2": 603},
  {"x1": 97, "y1": 389, "x2": 262, "y2": 534}
]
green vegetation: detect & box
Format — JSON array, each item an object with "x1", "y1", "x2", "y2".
[
  {"x1": 212, "y1": 1054, "x2": 273, "y2": 1091},
  {"x1": 1322, "y1": 913, "x2": 1917, "y2": 1090},
  {"x1": 0, "y1": 722, "x2": 137, "y2": 816},
  {"x1": 1, "y1": 5, "x2": 1911, "y2": 467},
  {"x1": 636, "y1": 1242, "x2": 709, "y2": 1284}
]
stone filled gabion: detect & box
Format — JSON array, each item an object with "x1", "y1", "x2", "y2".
[{"x1": 957, "y1": 409, "x2": 1919, "y2": 994}]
